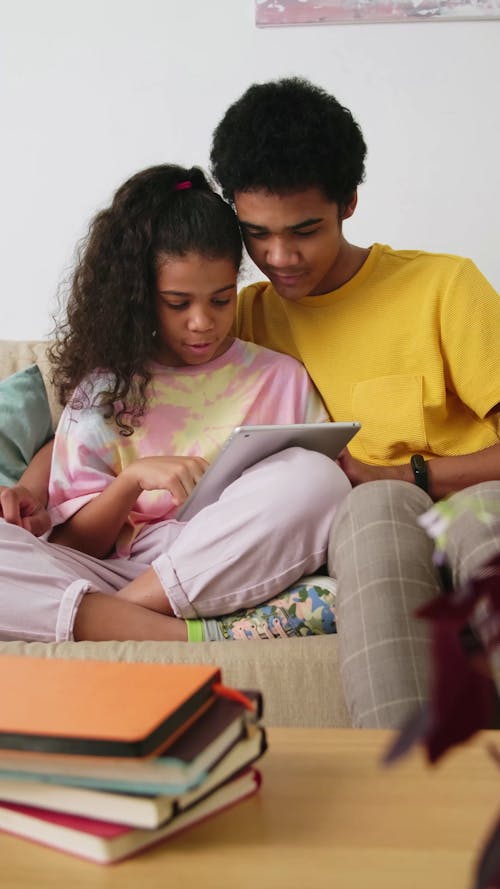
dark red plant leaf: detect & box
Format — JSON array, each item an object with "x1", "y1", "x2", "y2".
[
  {"x1": 384, "y1": 551, "x2": 500, "y2": 766},
  {"x1": 384, "y1": 546, "x2": 500, "y2": 889},
  {"x1": 416, "y1": 596, "x2": 474, "y2": 622},
  {"x1": 424, "y1": 619, "x2": 495, "y2": 763},
  {"x1": 486, "y1": 743, "x2": 500, "y2": 769},
  {"x1": 384, "y1": 621, "x2": 495, "y2": 766},
  {"x1": 416, "y1": 553, "x2": 500, "y2": 623},
  {"x1": 473, "y1": 816, "x2": 500, "y2": 889},
  {"x1": 383, "y1": 706, "x2": 431, "y2": 765}
]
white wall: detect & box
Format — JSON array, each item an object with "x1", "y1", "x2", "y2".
[{"x1": 2, "y1": 0, "x2": 499, "y2": 339}]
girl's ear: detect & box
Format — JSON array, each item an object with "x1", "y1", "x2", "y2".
[{"x1": 340, "y1": 192, "x2": 358, "y2": 221}]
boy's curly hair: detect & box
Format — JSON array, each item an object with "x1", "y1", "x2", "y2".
[
  {"x1": 50, "y1": 164, "x2": 242, "y2": 433},
  {"x1": 210, "y1": 77, "x2": 367, "y2": 206}
]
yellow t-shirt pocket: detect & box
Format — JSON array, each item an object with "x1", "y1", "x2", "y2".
[{"x1": 351, "y1": 374, "x2": 428, "y2": 462}]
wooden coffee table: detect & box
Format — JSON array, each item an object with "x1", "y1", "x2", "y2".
[{"x1": 1, "y1": 728, "x2": 498, "y2": 889}]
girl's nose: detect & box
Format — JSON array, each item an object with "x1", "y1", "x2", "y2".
[{"x1": 187, "y1": 308, "x2": 214, "y2": 331}]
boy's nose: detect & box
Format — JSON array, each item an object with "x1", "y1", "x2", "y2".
[{"x1": 265, "y1": 238, "x2": 299, "y2": 268}]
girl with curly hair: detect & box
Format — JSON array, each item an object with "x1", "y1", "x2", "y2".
[{"x1": 0, "y1": 164, "x2": 351, "y2": 644}]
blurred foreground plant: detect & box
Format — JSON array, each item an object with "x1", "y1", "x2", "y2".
[{"x1": 384, "y1": 499, "x2": 500, "y2": 889}]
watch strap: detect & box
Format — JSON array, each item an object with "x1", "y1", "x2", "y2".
[{"x1": 410, "y1": 454, "x2": 428, "y2": 493}]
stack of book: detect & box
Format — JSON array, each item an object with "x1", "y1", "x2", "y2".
[{"x1": 0, "y1": 655, "x2": 266, "y2": 864}]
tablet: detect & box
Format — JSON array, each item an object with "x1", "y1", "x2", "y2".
[{"x1": 176, "y1": 422, "x2": 360, "y2": 522}]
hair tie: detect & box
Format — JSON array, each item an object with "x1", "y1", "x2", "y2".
[{"x1": 175, "y1": 180, "x2": 192, "y2": 191}]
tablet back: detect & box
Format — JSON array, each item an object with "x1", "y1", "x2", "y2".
[{"x1": 177, "y1": 422, "x2": 360, "y2": 522}]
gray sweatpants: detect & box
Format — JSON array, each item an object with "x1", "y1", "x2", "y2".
[{"x1": 329, "y1": 479, "x2": 500, "y2": 729}]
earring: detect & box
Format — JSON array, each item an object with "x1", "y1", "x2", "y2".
[{"x1": 152, "y1": 329, "x2": 157, "y2": 338}]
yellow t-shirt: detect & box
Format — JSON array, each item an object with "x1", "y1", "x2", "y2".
[{"x1": 237, "y1": 243, "x2": 500, "y2": 465}]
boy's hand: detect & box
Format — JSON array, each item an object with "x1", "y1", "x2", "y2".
[
  {"x1": 0, "y1": 484, "x2": 52, "y2": 537},
  {"x1": 336, "y1": 449, "x2": 409, "y2": 487},
  {"x1": 124, "y1": 455, "x2": 209, "y2": 506}
]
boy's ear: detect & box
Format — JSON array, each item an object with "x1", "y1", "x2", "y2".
[{"x1": 340, "y1": 192, "x2": 358, "y2": 221}]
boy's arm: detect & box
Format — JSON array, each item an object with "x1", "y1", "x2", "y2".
[
  {"x1": 338, "y1": 439, "x2": 500, "y2": 501},
  {"x1": 340, "y1": 261, "x2": 500, "y2": 500},
  {"x1": 425, "y1": 440, "x2": 500, "y2": 499}
]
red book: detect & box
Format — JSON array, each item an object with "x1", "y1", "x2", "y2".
[{"x1": 0, "y1": 768, "x2": 262, "y2": 864}]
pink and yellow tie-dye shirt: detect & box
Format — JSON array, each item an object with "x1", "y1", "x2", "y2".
[{"x1": 48, "y1": 339, "x2": 328, "y2": 555}]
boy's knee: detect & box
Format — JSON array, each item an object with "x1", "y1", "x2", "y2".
[
  {"x1": 438, "y1": 481, "x2": 500, "y2": 585},
  {"x1": 332, "y1": 479, "x2": 432, "y2": 531},
  {"x1": 447, "y1": 479, "x2": 500, "y2": 509},
  {"x1": 328, "y1": 479, "x2": 435, "y2": 577}
]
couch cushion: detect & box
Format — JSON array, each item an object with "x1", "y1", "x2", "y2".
[
  {"x1": 0, "y1": 365, "x2": 54, "y2": 486},
  {"x1": 0, "y1": 340, "x2": 60, "y2": 428}
]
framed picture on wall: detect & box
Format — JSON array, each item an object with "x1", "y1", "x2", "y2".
[{"x1": 255, "y1": 0, "x2": 500, "y2": 27}]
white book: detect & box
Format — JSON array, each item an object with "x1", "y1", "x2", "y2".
[
  {"x1": 0, "y1": 768, "x2": 261, "y2": 864},
  {"x1": 0, "y1": 729, "x2": 266, "y2": 829}
]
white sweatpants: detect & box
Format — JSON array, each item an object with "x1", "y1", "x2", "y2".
[{"x1": 0, "y1": 448, "x2": 351, "y2": 642}]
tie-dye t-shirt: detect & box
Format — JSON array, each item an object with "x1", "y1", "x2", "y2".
[{"x1": 48, "y1": 339, "x2": 328, "y2": 555}]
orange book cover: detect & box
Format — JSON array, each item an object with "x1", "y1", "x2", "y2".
[{"x1": 0, "y1": 656, "x2": 221, "y2": 758}]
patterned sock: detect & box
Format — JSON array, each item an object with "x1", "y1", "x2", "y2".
[{"x1": 186, "y1": 576, "x2": 337, "y2": 642}]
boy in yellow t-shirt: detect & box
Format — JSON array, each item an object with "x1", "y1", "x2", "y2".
[{"x1": 210, "y1": 76, "x2": 500, "y2": 728}]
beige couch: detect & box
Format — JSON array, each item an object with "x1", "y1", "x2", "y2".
[{"x1": 0, "y1": 340, "x2": 350, "y2": 728}]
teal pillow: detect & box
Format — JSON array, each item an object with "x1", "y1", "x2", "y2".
[{"x1": 0, "y1": 365, "x2": 54, "y2": 486}]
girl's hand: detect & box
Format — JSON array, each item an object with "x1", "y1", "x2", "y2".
[
  {"x1": 124, "y1": 455, "x2": 209, "y2": 505},
  {"x1": 0, "y1": 484, "x2": 52, "y2": 537}
]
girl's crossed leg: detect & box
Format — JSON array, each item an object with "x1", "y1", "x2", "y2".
[
  {"x1": 0, "y1": 449, "x2": 350, "y2": 643},
  {"x1": 117, "y1": 447, "x2": 351, "y2": 623}
]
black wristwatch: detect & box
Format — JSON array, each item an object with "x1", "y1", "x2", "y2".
[{"x1": 410, "y1": 454, "x2": 428, "y2": 493}]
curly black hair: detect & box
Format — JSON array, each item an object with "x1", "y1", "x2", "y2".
[
  {"x1": 50, "y1": 164, "x2": 242, "y2": 433},
  {"x1": 210, "y1": 77, "x2": 367, "y2": 206}
]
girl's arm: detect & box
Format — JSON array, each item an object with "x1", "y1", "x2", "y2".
[
  {"x1": 19, "y1": 438, "x2": 54, "y2": 505},
  {"x1": 49, "y1": 454, "x2": 208, "y2": 558},
  {"x1": 49, "y1": 468, "x2": 141, "y2": 556},
  {"x1": 48, "y1": 390, "x2": 138, "y2": 557},
  {"x1": 0, "y1": 439, "x2": 54, "y2": 537}
]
